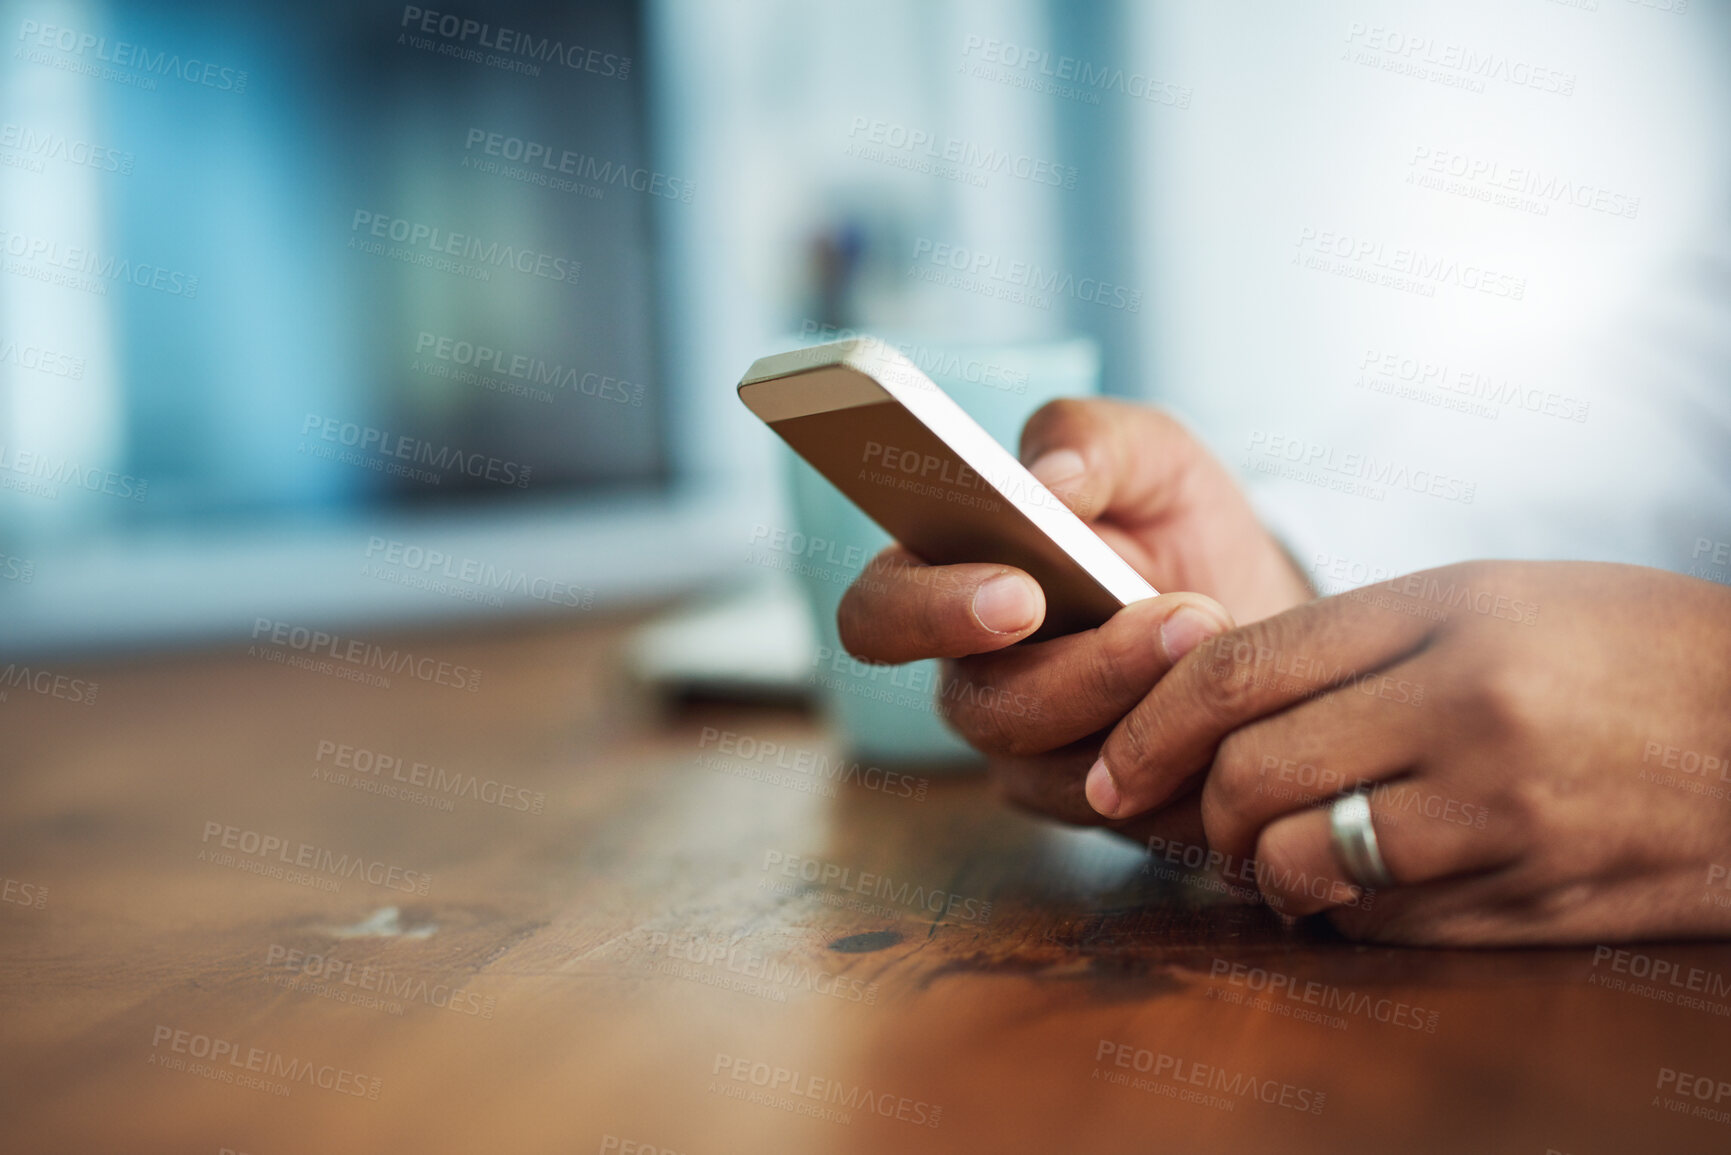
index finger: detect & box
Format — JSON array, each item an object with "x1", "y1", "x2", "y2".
[
  {"x1": 1084, "y1": 592, "x2": 1441, "y2": 819},
  {"x1": 1019, "y1": 398, "x2": 1210, "y2": 527}
]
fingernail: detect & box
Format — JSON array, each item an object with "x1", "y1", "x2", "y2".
[
  {"x1": 1027, "y1": 448, "x2": 1086, "y2": 490},
  {"x1": 973, "y1": 574, "x2": 1040, "y2": 635},
  {"x1": 1085, "y1": 757, "x2": 1121, "y2": 817},
  {"x1": 1160, "y1": 605, "x2": 1225, "y2": 662}
]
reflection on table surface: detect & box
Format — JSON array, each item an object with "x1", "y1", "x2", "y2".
[{"x1": 1, "y1": 613, "x2": 1727, "y2": 1154}]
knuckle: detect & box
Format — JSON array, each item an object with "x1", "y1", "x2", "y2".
[
  {"x1": 836, "y1": 550, "x2": 906, "y2": 657},
  {"x1": 1197, "y1": 788, "x2": 1240, "y2": 861},
  {"x1": 940, "y1": 674, "x2": 1028, "y2": 755},
  {"x1": 1208, "y1": 730, "x2": 1266, "y2": 821},
  {"x1": 1020, "y1": 398, "x2": 1104, "y2": 459},
  {"x1": 1465, "y1": 653, "x2": 1549, "y2": 741},
  {"x1": 1190, "y1": 629, "x2": 1265, "y2": 718},
  {"x1": 1141, "y1": 405, "x2": 1184, "y2": 440},
  {"x1": 1079, "y1": 634, "x2": 1139, "y2": 714},
  {"x1": 1111, "y1": 702, "x2": 1162, "y2": 779},
  {"x1": 1025, "y1": 396, "x2": 1092, "y2": 436}
]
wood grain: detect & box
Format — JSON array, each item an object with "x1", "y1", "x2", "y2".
[{"x1": 2, "y1": 612, "x2": 1728, "y2": 1154}]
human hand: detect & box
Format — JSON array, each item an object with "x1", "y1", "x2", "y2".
[
  {"x1": 1013, "y1": 399, "x2": 1312, "y2": 625},
  {"x1": 837, "y1": 399, "x2": 1308, "y2": 833},
  {"x1": 1082, "y1": 560, "x2": 1731, "y2": 945}
]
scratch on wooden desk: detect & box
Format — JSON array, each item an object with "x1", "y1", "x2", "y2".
[{"x1": 829, "y1": 930, "x2": 903, "y2": 953}]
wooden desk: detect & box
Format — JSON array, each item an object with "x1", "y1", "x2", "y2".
[{"x1": 2, "y1": 612, "x2": 1728, "y2": 1154}]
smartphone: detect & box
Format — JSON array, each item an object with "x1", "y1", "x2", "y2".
[{"x1": 737, "y1": 338, "x2": 1157, "y2": 639}]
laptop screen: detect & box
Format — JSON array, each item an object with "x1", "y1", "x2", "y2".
[{"x1": 1, "y1": 0, "x2": 668, "y2": 532}]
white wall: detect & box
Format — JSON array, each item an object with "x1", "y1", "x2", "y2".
[{"x1": 1124, "y1": 0, "x2": 1731, "y2": 585}]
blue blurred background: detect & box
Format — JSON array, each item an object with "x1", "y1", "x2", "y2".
[{"x1": 2, "y1": 0, "x2": 1728, "y2": 656}]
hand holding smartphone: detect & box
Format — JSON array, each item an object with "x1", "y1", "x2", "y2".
[{"x1": 737, "y1": 338, "x2": 1157, "y2": 640}]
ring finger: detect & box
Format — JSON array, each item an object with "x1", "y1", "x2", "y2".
[
  {"x1": 1251, "y1": 780, "x2": 1520, "y2": 917},
  {"x1": 1201, "y1": 675, "x2": 1438, "y2": 860}
]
